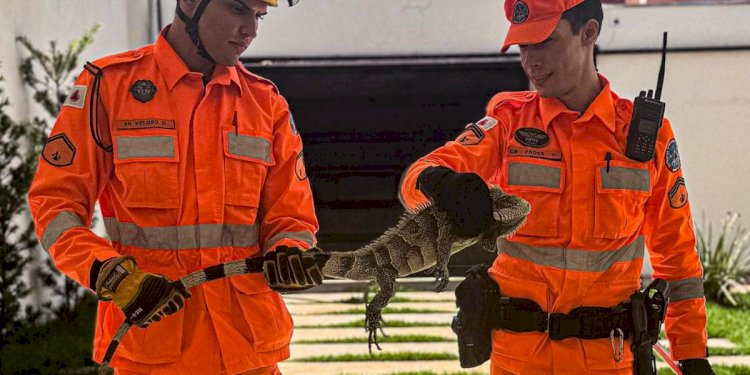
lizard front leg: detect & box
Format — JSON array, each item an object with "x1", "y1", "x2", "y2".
[
  {"x1": 433, "y1": 214, "x2": 452, "y2": 293},
  {"x1": 365, "y1": 265, "x2": 397, "y2": 354}
]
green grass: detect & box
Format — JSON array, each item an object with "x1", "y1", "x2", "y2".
[
  {"x1": 709, "y1": 347, "x2": 750, "y2": 356},
  {"x1": 706, "y1": 301, "x2": 750, "y2": 349},
  {"x1": 295, "y1": 334, "x2": 453, "y2": 344},
  {"x1": 384, "y1": 372, "x2": 485, "y2": 375},
  {"x1": 297, "y1": 319, "x2": 451, "y2": 329},
  {"x1": 293, "y1": 352, "x2": 458, "y2": 362},
  {"x1": 322, "y1": 307, "x2": 449, "y2": 315}
]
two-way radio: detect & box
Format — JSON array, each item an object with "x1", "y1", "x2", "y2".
[{"x1": 625, "y1": 32, "x2": 669, "y2": 162}]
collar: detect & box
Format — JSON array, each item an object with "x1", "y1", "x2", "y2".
[
  {"x1": 538, "y1": 74, "x2": 617, "y2": 133},
  {"x1": 155, "y1": 25, "x2": 243, "y2": 95}
]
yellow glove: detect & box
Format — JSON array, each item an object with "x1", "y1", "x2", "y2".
[{"x1": 96, "y1": 256, "x2": 190, "y2": 327}]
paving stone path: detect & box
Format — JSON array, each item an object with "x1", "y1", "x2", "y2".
[{"x1": 279, "y1": 288, "x2": 749, "y2": 375}]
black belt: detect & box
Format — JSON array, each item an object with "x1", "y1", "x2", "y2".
[{"x1": 492, "y1": 297, "x2": 634, "y2": 341}]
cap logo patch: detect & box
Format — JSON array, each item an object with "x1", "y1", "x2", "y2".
[
  {"x1": 514, "y1": 128, "x2": 550, "y2": 148},
  {"x1": 130, "y1": 80, "x2": 157, "y2": 103},
  {"x1": 513, "y1": 1, "x2": 530, "y2": 24}
]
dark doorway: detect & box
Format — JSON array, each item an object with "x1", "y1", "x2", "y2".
[{"x1": 244, "y1": 56, "x2": 528, "y2": 275}]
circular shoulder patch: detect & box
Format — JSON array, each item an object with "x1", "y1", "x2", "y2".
[
  {"x1": 42, "y1": 134, "x2": 76, "y2": 167},
  {"x1": 513, "y1": 1, "x2": 529, "y2": 24},
  {"x1": 665, "y1": 138, "x2": 681, "y2": 173},
  {"x1": 514, "y1": 128, "x2": 549, "y2": 148}
]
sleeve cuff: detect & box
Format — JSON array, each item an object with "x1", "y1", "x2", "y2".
[{"x1": 671, "y1": 342, "x2": 708, "y2": 361}]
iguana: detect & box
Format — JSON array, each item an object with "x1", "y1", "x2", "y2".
[
  {"x1": 320, "y1": 186, "x2": 530, "y2": 352},
  {"x1": 99, "y1": 186, "x2": 529, "y2": 369}
]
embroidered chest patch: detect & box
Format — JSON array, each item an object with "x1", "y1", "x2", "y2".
[
  {"x1": 514, "y1": 128, "x2": 550, "y2": 148},
  {"x1": 130, "y1": 80, "x2": 157, "y2": 103}
]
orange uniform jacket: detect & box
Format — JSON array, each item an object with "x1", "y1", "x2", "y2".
[
  {"x1": 28, "y1": 28, "x2": 318, "y2": 374},
  {"x1": 400, "y1": 76, "x2": 707, "y2": 374}
]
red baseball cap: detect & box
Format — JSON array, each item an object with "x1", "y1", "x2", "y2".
[{"x1": 501, "y1": 0, "x2": 584, "y2": 53}]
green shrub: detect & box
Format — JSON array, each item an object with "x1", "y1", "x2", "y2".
[{"x1": 697, "y1": 212, "x2": 750, "y2": 306}]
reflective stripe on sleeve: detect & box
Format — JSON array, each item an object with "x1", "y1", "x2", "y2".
[
  {"x1": 104, "y1": 218, "x2": 259, "y2": 249},
  {"x1": 497, "y1": 236, "x2": 645, "y2": 272},
  {"x1": 668, "y1": 277, "x2": 705, "y2": 302},
  {"x1": 41, "y1": 211, "x2": 85, "y2": 251},
  {"x1": 116, "y1": 136, "x2": 175, "y2": 160},
  {"x1": 263, "y1": 231, "x2": 317, "y2": 253},
  {"x1": 600, "y1": 166, "x2": 650, "y2": 192},
  {"x1": 228, "y1": 133, "x2": 271, "y2": 163},
  {"x1": 507, "y1": 162, "x2": 561, "y2": 189}
]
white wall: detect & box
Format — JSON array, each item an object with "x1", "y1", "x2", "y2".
[
  {"x1": 0, "y1": 0, "x2": 152, "y2": 120},
  {"x1": 599, "y1": 50, "x2": 750, "y2": 231}
]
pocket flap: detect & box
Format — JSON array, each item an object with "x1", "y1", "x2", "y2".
[
  {"x1": 114, "y1": 134, "x2": 179, "y2": 164},
  {"x1": 223, "y1": 131, "x2": 275, "y2": 166}
]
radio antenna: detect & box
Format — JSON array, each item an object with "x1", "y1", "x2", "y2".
[{"x1": 654, "y1": 32, "x2": 668, "y2": 101}]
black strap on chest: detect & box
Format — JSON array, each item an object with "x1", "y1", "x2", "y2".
[{"x1": 175, "y1": 0, "x2": 215, "y2": 63}]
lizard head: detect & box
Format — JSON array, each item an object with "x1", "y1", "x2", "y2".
[{"x1": 478, "y1": 186, "x2": 530, "y2": 252}]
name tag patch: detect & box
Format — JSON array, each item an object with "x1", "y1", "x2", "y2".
[
  {"x1": 116, "y1": 119, "x2": 176, "y2": 130},
  {"x1": 508, "y1": 147, "x2": 561, "y2": 160}
]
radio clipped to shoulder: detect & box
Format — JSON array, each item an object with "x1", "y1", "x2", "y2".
[{"x1": 625, "y1": 32, "x2": 669, "y2": 162}]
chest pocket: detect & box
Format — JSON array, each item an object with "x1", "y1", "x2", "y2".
[
  {"x1": 113, "y1": 134, "x2": 179, "y2": 208},
  {"x1": 594, "y1": 160, "x2": 652, "y2": 239},
  {"x1": 504, "y1": 158, "x2": 565, "y2": 237},
  {"x1": 223, "y1": 131, "x2": 275, "y2": 207}
]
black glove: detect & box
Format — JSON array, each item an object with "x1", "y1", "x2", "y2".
[
  {"x1": 263, "y1": 246, "x2": 326, "y2": 293},
  {"x1": 417, "y1": 166, "x2": 493, "y2": 238},
  {"x1": 680, "y1": 359, "x2": 715, "y2": 375},
  {"x1": 96, "y1": 256, "x2": 190, "y2": 327}
]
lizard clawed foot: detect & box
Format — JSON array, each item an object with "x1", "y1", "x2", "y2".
[
  {"x1": 365, "y1": 303, "x2": 384, "y2": 354},
  {"x1": 433, "y1": 268, "x2": 450, "y2": 292}
]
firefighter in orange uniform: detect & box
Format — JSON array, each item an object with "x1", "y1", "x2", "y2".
[
  {"x1": 28, "y1": 0, "x2": 320, "y2": 374},
  {"x1": 399, "y1": 0, "x2": 712, "y2": 373}
]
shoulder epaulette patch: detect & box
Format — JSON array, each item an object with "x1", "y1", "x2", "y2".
[
  {"x1": 615, "y1": 98, "x2": 634, "y2": 118},
  {"x1": 90, "y1": 47, "x2": 150, "y2": 71},
  {"x1": 490, "y1": 91, "x2": 536, "y2": 111},
  {"x1": 237, "y1": 65, "x2": 280, "y2": 94}
]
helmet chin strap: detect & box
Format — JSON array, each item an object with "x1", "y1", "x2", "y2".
[{"x1": 175, "y1": 0, "x2": 216, "y2": 63}]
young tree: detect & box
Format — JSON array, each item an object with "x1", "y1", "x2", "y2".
[
  {"x1": 16, "y1": 24, "x2": 101, "y2": 322},
  {"x1": 0, "y1": 69, "x2": 46, "y2": 345}
]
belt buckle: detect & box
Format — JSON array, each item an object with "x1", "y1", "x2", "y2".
[{"x1": 546, "y1": 312, "x2": 563, "y2": 340}]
